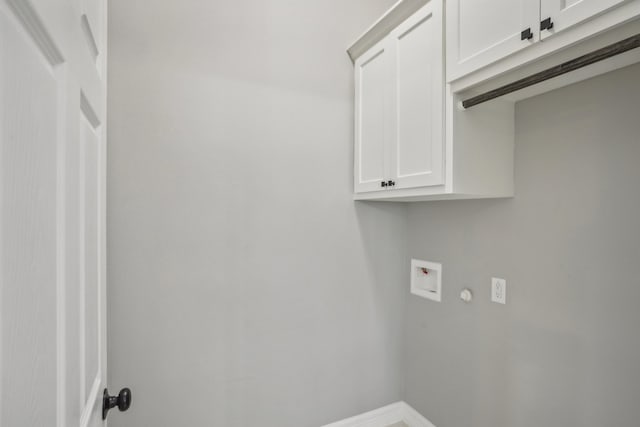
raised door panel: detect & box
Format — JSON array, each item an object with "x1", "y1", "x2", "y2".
[
  {"x1": 446, "y1": 0, "x2": 539, "y2": 81},
  {"x1": 540, "y1": 0, "x2": 633, "y2": 39},
  {"x1": 391, "y1": 2, "x2": 444, "y2": 189},
  {"x1": 354, "y1": 40, "x2": 391, "y2": 193}
]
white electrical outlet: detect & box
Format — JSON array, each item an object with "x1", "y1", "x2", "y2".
[{"x1": 491, "y1": 277, "x2": 507, "y2": 304}]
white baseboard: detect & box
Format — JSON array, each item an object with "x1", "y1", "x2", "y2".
[
  {"x1": 399, "y1": 402, "x2": 435, "y2": 427},
  {"x1": 321, "y1": 401, "x2": 435, "y2": 427}
]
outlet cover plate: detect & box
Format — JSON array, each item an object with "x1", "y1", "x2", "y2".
[{"x1": 491, "y1": 277, "x2": 506, "y2": 304}]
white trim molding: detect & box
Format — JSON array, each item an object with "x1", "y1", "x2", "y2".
[
  {"x1": 347, "y1": 0, "x2": 429, "y2": 62},
  {"x1": 321, "y1": 402, "x2": 436, "y2": 427},
  {"x1": 400, "y1": 402, "x2": 435, "y2": 427}
]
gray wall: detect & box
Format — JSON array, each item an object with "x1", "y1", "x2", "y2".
[
  {"x1": 405, "y1": 63, "x2": 640, "y2": 427},
  {"x1": 109, "y1": 2, "x2": 640, "y2": 426},
  {"x1": 106, "y1": 1, "x2": 404, "y2": 427}
]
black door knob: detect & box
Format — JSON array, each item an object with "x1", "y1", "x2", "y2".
[
  {"x1": 103, "y1": 387, "x2": 132, "y2": 420},
  {"x1": 540, "y1": 17, "x2": 554, "y2": 31},
  {"x1": 381, "y1": 181, "x2": 388, "y2": 187},
  {"x1": 387, "y1": 180, "x2": 395, "y2": 187}
]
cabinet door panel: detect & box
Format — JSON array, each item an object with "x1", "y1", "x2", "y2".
[
  {"x1": 540, "y1": 0, "x2": 631, "y2": 39},
  {"x1": 391, "y1": 2, "x2": 444, "y2": 189},
  {"x1": 355, "y1": 41, "x2": 391, "y2": 193},
  {"x1": 446, "y1": 0, "x2": 539, "y2": 81}
]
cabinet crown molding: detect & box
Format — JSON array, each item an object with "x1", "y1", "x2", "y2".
[{"x1": 347, "y1": 0, "x2": 429, "y2": 62}]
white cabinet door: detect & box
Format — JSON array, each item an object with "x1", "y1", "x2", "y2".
[
  {"x1": 354, "y1": 39, "x2": 392, "y2": 193},
  {"x1": 1, "y1": 0, "x2": 110, "y2": 426},
  {"x1": 446, "y1": 0, "x2": 539, "y2": 81},
  {"x1": 390, "y1": 1, "x2": 444, "y2": 189},
  {"x1": 540, "y1": 0, "x2": 632, "y2": 39}
]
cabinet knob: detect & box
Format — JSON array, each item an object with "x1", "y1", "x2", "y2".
[
  {"x1": 520, "y1": 28, "x2": 533, "y2": 40},
  {"x1": 387, "y1": 180, "x2": 395, "y2": 187},
  {"x1": 381, "y1": 181, "x2": 388, "y2": 188},
  {"x1": 540, "y1": 17, "x2": 554, "y2": 31}
]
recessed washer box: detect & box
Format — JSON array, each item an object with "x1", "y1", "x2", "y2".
[{"x1": 410, "y1": 259, "x2": 442, "y2": 302}]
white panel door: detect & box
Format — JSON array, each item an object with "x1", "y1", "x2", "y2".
[
  {"x1": 0, "y1": 0, "x2": 111, "y2": 426},
  {"x1": 540, "y1": 0, "x2": 632, "y2": 39},
  {"x1": 446, "y1": 0, "x2": 540, "y2": 81},
  {"x1": 390, "y1": 1, "x2": 444, "y2": 189},
  {"x1": 354, "y1": 39, "x2": 392, "y2": 193}
]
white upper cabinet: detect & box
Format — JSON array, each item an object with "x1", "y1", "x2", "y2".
[
  {"x1": 446, "y1": 0, "x2": 640, "y2": 83},
  {"x1": 354, "y1": 1, "x2": 445, "y2": 194},
  {"x1": 354, "y1": 40, "x2": 391, "y2": 193},
  {"x1": 540, "y1": 0, "x2": 630, "y2": 39},
  {"x1": 349, "y1": 0, "x2": 515, "y2": 201},
  {"x1": 349, "y1": 0, "x2": 640, "y2": 201},
  {"x1": 446, "y1": 0, "x2": 540, "y2": 81},
  {"x1": 390, "y1": 5, "x2": 444, "y2": 190}
]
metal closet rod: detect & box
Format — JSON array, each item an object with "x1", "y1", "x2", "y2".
[{"x1": 461, "y1": 33, "x2": 640, "y2": 109}]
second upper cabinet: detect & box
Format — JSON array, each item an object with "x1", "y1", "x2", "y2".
[
  {"x1": 540, "y1": 0, "x2": 629, "y2": 39},
  {"x1": 446, "y1": 0, "x2": 540, "y2": 81},
  {"x1": 447, "y1": 0, "x2": 640, "y2": 82}
]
